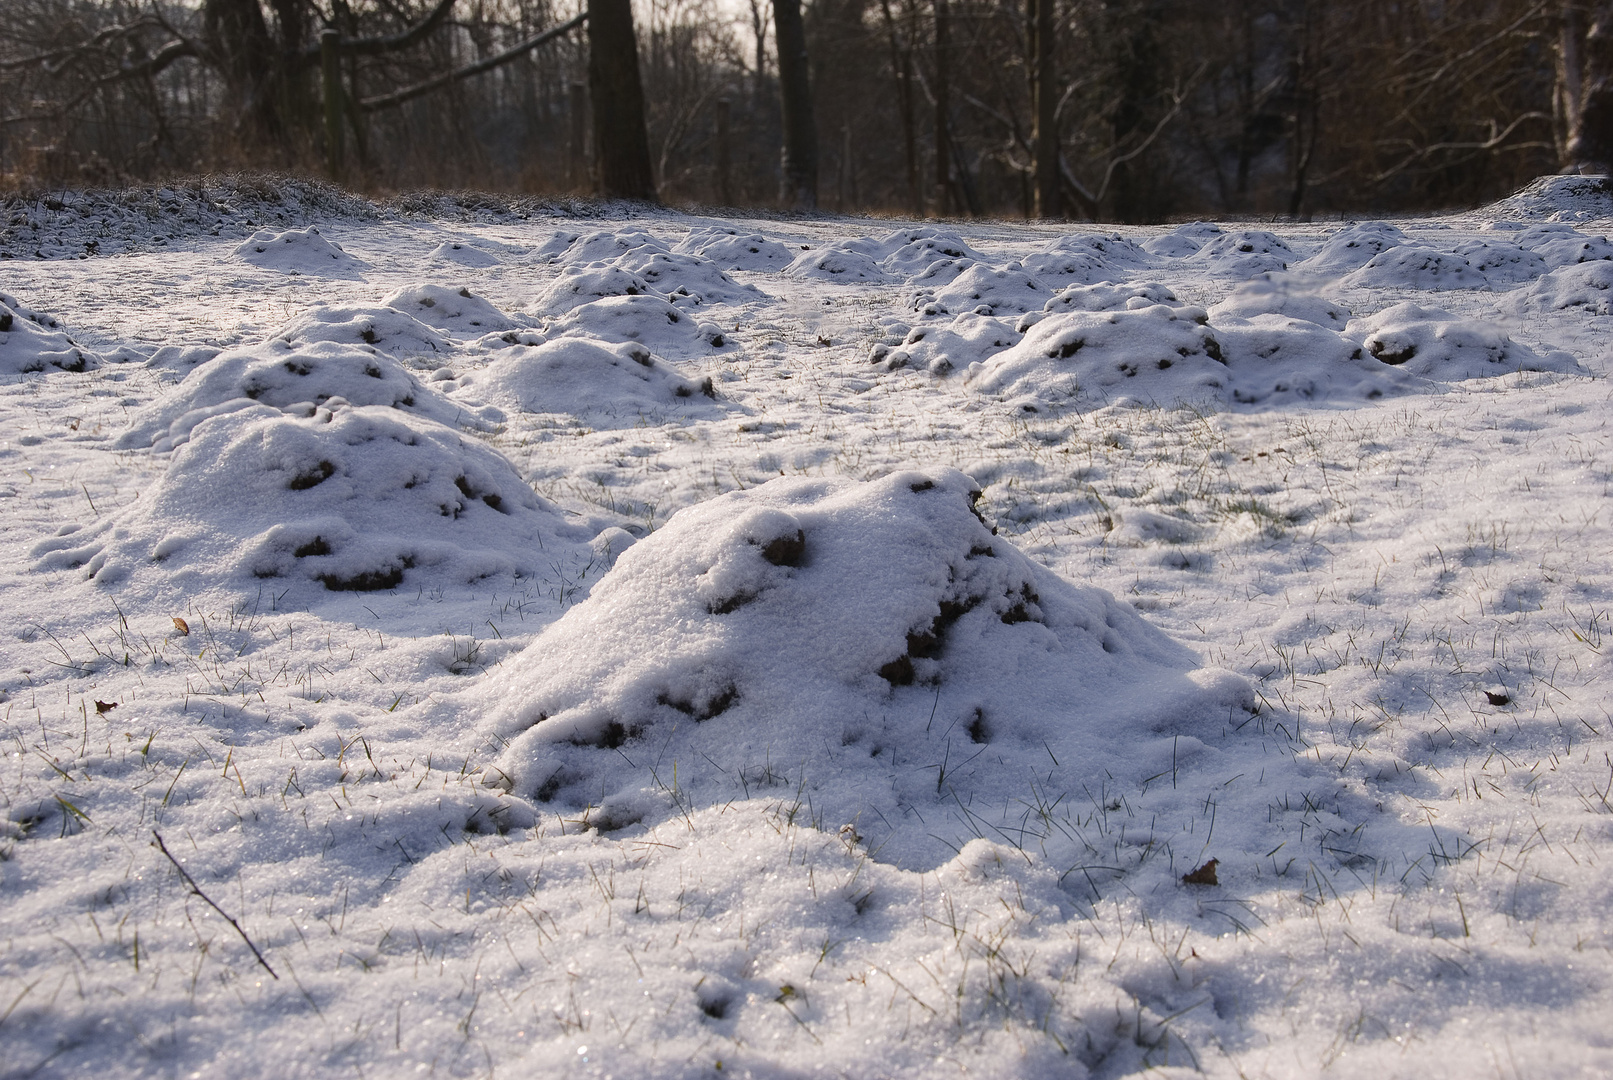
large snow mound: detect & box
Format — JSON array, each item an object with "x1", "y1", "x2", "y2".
[
  {"x1": 1017, "y1": 232, "x2": 1151, "y2": 284},
  {"x1": 1341, "y1": 245, "x2": 1488, "y2": 290},
  {"x1": 674, "y1": 226, "x2": 795, "y2": 271},
  {"x1": 486, "y1": 468, "x2": 1246, "y2": 868},
  {"x1": 461, "y1": 337, "x2": 720, "y2": 422},
  {"x1": 36, "y1": 402, "x2": 585, "y2": 593},
  {"x1": 273, "y1": 303, "x2": 452, "y2": 358},
  {"x1": 918, "y1": 263, "x2": 1050, "y2": 315},
  {"x1": 1298, "y1": 222, "x2": 1409, "y2": 272},
  {"x1": 963, "y1": 303, "x2": 1228, "y2": 411},
  {"x1": 1482, "y1": 173, "x2": 1613, "y2": 221},
  {"x1": 116, "y1": 340, "x2": 479, "y2": 451},
  {"x1": 549, "y1": 294, "x2": 729, "y2": 356},
  {"x1": 0, "y1": 290, "x2": 100, "y2": 373},
  {"x1": 379, "y1": 284, "x2": 519, "y2": 335},
  {"x1": 230, "y1": 225, "x2": 369, "y2": 277},
  {"x1": 871, "y1": 312, "x2": 1020, "y2": 375},
  {"x1": 1505, "y1": 259, "x2": 1613, "y2": 313},
  {"x1": 1348, "y1": 302, "x2": 1585, "y2": 377}
]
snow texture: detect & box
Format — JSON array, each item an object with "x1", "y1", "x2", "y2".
[{"x1": 5, "y1": 177, "x2": 1613, "y2": 1080}]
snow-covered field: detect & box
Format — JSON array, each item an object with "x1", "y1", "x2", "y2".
[{"x1": 2, "y1": 176, "x2": 1611, "y2": 1079}]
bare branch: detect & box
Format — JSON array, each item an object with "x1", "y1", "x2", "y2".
[{"x1": 358, "y1": 11, "x2": 586, "y2": 111}]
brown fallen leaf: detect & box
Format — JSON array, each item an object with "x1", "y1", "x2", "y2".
[
  {"x1": 172, "y1": 617, "x2": 190, "y2": 636},
  {"x1": 1181, "y1": 858, "x2": 1219, "y2": 886},
  {"x1": 1484, "y1": 690, "x2": 1510, "y2": 706},
  {"x1": 94, "y1": 700, "x2": 117, "y2": 714}
]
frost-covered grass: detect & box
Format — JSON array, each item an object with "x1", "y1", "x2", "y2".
[{"x1": 1, "y1": 183, "x2": 1611, "y2": 1078}]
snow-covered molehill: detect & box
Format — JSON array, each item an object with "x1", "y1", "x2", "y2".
[
  {"x1": 36, "y1": 401, "x2": 588, "y2": 594},
  {"x1": 674, "y1": 226, "x2": 794, "y2": 271},
  {"x1": 231, "y1": 225, "x2": 369, "y2": 277},
  {"x1": 115, "y1": 339, "x2": 482, "y2": 451},
  {"x1": 486, "y1": 469, "x2": 1249, "y2": 868},
  {"x1": 0, "y1": 290, "x2": 100, "y2": 373},
  {"x1": 1349, "y1": 302, "x2": 1584, "y2": 377},
  {"x1": 380, "y1": 284, "x2": 519, "y2": 335},
  {"x1": 460, "y1": 337, "x2": 721, "y2": 423}
]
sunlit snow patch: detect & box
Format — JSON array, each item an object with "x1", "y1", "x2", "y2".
[
  {"x1": 230, "y1": 225, "x2": 369, "y2": 278},
  {"x1": 459, "y1": 337, "x2": 720, "y2": 423},
  {"x1": 485, "y1": 468, "x2": 1248, "y2": 867},
  {"x1": 0, "y1": 290, "x2": 101, "y2": 373},
  {"x1": 116, "y1": 340, "x2": 482, "y2": 451},
  {"x1": 37, "y1": 401, "x2": 586, "y2": 593}
]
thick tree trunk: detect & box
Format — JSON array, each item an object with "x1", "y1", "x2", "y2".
[
  {"x1": 203, "y1": 0, "x2": 281, "y2": 145},
  {"x1": 1561, "y1": 1, "x2": 1613, "y2": 172},
  {"x1": 587, "y1": 0, "x2": 657, "y2": 200},
  {"x1": 773, "y1": 0, "x2": 818, "y2": 210},
  {"x1": 1029, "y1": 0, "x2": 1058, "y2": 217}
]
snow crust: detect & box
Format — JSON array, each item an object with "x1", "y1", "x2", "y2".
[{"x1": 4, "y1": 179, "x2": 1613, "y2": 1080}]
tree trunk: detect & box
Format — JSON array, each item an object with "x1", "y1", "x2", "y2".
[
  {"x1": 203, "y1": 0, "x2": 282, "y2": 147},
  {"x1": 587, "y1": 0, "x2": 657, "y2": 200},
  {"x1": 933, "y1": 0, "x2": 953, "y2": 214},
  {"x1": 1029, "y1": 0, "x2": 1058, "y2": 217},
  {"x1": 879, "y1": 0, "x2": 922, "y2": 216},
  {"x1": 773, "y1": 0, "x2": 818, "y2": 210},
  {"x1": 1561, "y1": 1, "x2": 1613, "y2": 172}
]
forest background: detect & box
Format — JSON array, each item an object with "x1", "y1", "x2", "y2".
[{"x1": 4, "y1": 0, "x2": 1613, "y2": 222}]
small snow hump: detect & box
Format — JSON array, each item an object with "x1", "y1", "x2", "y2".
[
  {"x1": 0, "y1": 291, "x2": 101, "y2": 374},
  {"x1": 230, "y1": 225, "x2": 370, "y2": 279},
  {"x1": 483, "y1": 469, "x2": 1250, "y2": 868}
]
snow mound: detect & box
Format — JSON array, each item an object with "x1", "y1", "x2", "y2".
[
  {"x1": 548, "y1": 228, "x2": 668, "y2": 266},
  {"x1": 1483, "y1": 174, "x2": 1613, "y2": 222},
  {"x1": 1018, "y1": 232, "x2": 1151, "y2": 283},
  {"x1": 379, "y1": 284, "x2": 518, "y2": 335},
  {"x1": 532, "y1": 264, "x2": 657, "y2": 316},
  {"x1": 611, "y1": 248, "x2": 760, "y2": 305},
  {"x1": 1142, "y1": 221, "x2": 1223, "y2": 258},
  {"x1": 116, "y1": 340, "x2": 477, "y2": 451},
  {"x1": 274, "y1": 304, "x2": 452, "y2": 358},
  {"x1": 1298, "y1": 222, "x2": 1409, "y2": 272},
  {"x1": 1187, "y1": 229, "x2": 1294, "y2": 276},
  {"x1": 1349, "y1": 302, "x2": 1584, "y2": 377},
  {"x1": 37, "y1": 402, "x2": 584, "y2": 594},
  {"x1": 1211, "y1": 314, "x2": 1402, "y2": 405},
  {"x1": 1513, "y1": 223, "x2": 1613, "y2": 267},
  {"x1": 0, "y1": 290, "x2": 100, "y2": 373},
  {"x1": 461, "y1": 337, "x2": 720, "y2": 422},
  {"x1": 1208, "y1": 276, "x2": 1351, "y2": 328},
  {"x1": 785, "y1": 244, "x2": 895, "y2": 283},
  {"x1": 919, "y1": 263, "x2": 1050, "y2": 315},
  {"x1": 427, "y1": 241, "x2": 505, "y2": 267},
  {"x1": 1341, "y1": 245, "x2": 1488, "y2": 290},
  {"x1": 871, "y1": 312, "x2": 1020, "y2": 375},
  {"x1": 1450, "y1": 239, "x2": 1546, "y2": 284},
  {"x1": 674, "y1": 227, "x2": 794, "y2": 271},
  {"x1": 549, "y1": 295, "x2": 729, "y2": 356},
  {"x1": 230, "y1": 226, "x2": 368, "y2": 278},
  {"x1": 964, "y1": 303, "x2": 1227, "y2": 411},
  {"x1": 485, "y1": 468, "x2": 1243, "y2": 867},
  {"x1": 1504, "y1": 260, "x2": 1613, "y2": 314},
  {"x1": 144, "y1": 344, "x2": 221, "y2": 376},
  {"x1": 1038, "y1": 281, "x2": 1183, "y2": 318},
  {"x1": 878, "y1": 228, "x2": 987, "y2": 276}
]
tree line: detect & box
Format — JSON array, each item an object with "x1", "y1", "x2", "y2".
[{"x1": 3, "y1": 0, "x2": 1612, "y2": 221}]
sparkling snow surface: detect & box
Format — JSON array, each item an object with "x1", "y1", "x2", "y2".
[{"x1": 2, "y1": 184, "x2": 1611, "y2": 1079}]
